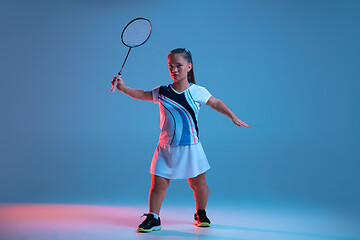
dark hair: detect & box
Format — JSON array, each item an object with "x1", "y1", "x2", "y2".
[{"x1": 168, "y1": 48, "x2": 196, "y2": 84}]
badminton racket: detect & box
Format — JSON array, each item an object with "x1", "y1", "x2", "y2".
[{"x1": 111, "y1": 17, "x2": 152, "y2": 92}]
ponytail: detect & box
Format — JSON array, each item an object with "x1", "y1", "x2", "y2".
[{"x1": 188, "y1": 68, "x2": 195, "y2": 84}]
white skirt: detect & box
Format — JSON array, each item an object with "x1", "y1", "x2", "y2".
[{"x1": 149, "y1": 142, "x2": 210, "y2": 179}]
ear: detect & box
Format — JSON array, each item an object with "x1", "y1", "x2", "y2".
[{"x1": 187, "y1": 63, "x2": 193, "y2": 72}]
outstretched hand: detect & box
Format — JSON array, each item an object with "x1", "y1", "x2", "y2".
[{"x1": 232, "y1": 116, "x2": 250, "y2": 128}]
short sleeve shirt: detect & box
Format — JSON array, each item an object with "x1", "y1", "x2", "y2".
[{"x1": 152, "y1": 83, "x2": 212, "y2": 145}]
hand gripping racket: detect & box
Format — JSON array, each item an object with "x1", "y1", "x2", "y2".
[{"x1": 110, "y1": 18, "x2": 152, "y2": 92}]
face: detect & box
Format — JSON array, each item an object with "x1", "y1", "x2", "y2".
[{"x1": 168, "y1": 53, "x2": 192, "y2": 82}]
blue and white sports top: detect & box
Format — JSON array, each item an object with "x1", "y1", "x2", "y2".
[{"x1": 152, "y1": 83, "x2": 212, "y2": 146}]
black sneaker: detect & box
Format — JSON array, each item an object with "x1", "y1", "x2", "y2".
[
  {"x1": 194, "y1": 209, "x2": 211, "y2": 227},
  {"x1": 137, "y1": 213, "x2": 162, "y2": 232}
]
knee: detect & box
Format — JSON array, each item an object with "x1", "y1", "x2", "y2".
[
  {"x1": 189, "y1": 181, "x2": 208, "y2": 192},
  {"x1": 150, "y1": 178, "x2": 169, "y2": 193},
  {"x1": 151, "y1": 184, "x2": 167, "y2": 193}
]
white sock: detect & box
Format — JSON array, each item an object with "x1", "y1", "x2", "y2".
[{"x1": 150, "y1": 212, "x2": 159, "y2": 219}]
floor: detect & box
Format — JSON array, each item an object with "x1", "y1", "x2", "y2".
[{"x1": 0, "y1": 202, "x2": 359, "y2": 240}]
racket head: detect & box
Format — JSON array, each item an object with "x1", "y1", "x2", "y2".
[{"x1": 121, "y1": 17, "x2": 152, "y2": 48}]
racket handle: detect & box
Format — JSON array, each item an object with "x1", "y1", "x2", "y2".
[{"x1": 110, "y1": 74, "x2": 121, "y2": 92}]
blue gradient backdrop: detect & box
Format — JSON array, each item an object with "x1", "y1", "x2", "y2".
[{"x1": 1, "y1": 0, "x2": 359, "y2": 215}]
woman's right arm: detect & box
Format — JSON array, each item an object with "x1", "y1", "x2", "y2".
[{"x1": 112, "y1": 77, "x2": 153, "y2": 101}]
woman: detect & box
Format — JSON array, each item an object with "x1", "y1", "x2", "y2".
[{"x1": 112, "y1": 48, "x2": 250, "y2": 232}]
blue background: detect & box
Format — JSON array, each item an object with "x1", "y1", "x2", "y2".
[{"x1": 1, "y1": 0, "x2": 359, "y2": 216}]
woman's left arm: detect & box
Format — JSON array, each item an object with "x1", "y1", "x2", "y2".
[{"x1": 206, "y1": 96, "x2": 250, "y2": 128}]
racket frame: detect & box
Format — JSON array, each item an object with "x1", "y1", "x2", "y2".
[
  {"x1": 111, "y1": 17, "x2": 152, "y2": 92},
  {"x1": 120, "y1": 17, "x2": 152, "y2": 48}
]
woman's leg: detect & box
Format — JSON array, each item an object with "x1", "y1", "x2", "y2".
[
  {"x1": 149, "y1": 174, "x2": 170, "y2": 215},
  {"x1": 187, "y1": 172, "x2": 209, "y2": 210}
]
